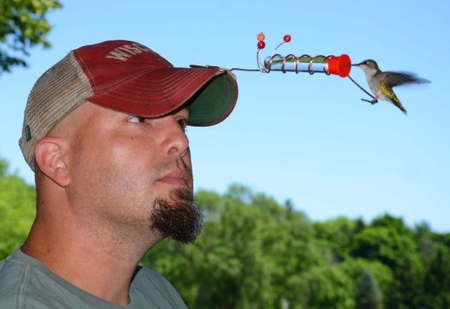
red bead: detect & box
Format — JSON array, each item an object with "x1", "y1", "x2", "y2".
[
  {"x1": 257, "y1": 32, "x2": 265, "y2": 42},
  {"x1": 283, "y1": 35, "x2": 291, "y2": 42},
  {"x1": 257, "y1": 41, "x2": 266, "y2": 49}
]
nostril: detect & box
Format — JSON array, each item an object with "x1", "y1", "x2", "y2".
[
  {"x1": 167, "y1": 146, "x2": 179, "y2": 156},
  {"x1": 164, "y1": 132, "x2": 189, "y2": 157}
]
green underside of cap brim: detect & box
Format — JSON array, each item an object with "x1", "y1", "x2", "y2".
[{"x1": 188, "y1": 74, "x2": 237, "y2": 126}]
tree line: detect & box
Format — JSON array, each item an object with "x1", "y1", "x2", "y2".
[{"x1": 1, "y1": 158, "x2": 449, "y2": 308}]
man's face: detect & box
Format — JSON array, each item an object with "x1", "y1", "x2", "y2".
[{"x1": 61, "y1": 102, "x2": 203, "y2": 244}]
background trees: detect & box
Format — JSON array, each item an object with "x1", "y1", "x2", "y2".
[
  {"x1": 0, "y1": 159, "x2": 35, "y2": 259},
  {"x1": 355, "y1": 269, "x2": 383, "y2": 309},
  {"x1": 140, "y1": 182, "x2": 450, "y2": 308},
  {"x1": 0, "y1": 0, "x2": 61, "y2": 73},
  {"x1": 2, "y1": 155, "x2": 450, "y2": 308}
]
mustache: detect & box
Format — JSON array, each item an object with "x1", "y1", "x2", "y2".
[
  {"x1": 176, "y1": 157, "x2": 193, "y2": 181},
  {"x1": 155, "y1": 156, "x2": 193, "y2": 188}
]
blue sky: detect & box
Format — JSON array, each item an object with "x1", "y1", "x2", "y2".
[{"x1": 1, "y1": 1, "x2": 448, "y2": 232}]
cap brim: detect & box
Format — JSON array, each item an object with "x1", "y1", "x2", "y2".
[{"x1": 86, "y1": 67, "x2": 238, "y2": 126}]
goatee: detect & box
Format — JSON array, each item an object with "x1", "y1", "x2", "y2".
[{"x1": 151, "y1": 188, "x2": 203, "y2": 244}]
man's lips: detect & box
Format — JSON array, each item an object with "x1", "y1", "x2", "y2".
[{"x1": 158, "y1": 169, "x2": 191, "y2": 188}]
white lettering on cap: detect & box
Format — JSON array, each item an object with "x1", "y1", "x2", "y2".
[{"x1": 106, "y1": 43, "x2": 152, "y2": 61}]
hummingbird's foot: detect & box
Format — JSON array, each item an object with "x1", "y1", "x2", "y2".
[{"x1": 361, "y1": 98, "x2": 378, "y2": 105}]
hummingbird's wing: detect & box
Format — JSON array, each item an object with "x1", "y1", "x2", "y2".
[{"x1": 382, "y1": 71, "x2": 430, "y2": 88}]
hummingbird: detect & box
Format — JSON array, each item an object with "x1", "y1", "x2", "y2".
[{"x1": 352, "y1": 59, "x2": 430, "y2": 114}]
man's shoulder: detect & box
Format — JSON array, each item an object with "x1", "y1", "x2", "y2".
[
  {"x1": 133, "y1": 265, "x2": 171, "y2": 286},
  {"x1": 0, "y1": 249, "x2": 27, "y2": 292},
  {"x1": 0, "y1": 250, "x2": 187, "y2": 308},
  {"x1": 0, "y1": 260, "x2": 17, "y2": 305},
  {"x1": 0, "y1": 249, "x2": 68, "y2": 308},
  {"x1": 130, "y1": 266, "x2": 187, "y2": 308},
  {"x1": 131, "y1": 265, "x2": 180, "y2": 295},
  {"x1": 0, "y1": 250, "x2": 33, "y2": 307},
  {"x1": 0, "y1": 249, "x2": 105, "y2": 308}
]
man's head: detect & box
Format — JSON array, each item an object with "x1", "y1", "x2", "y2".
[
  {"x1": 20, "y1": 40, "x2": 238, "y2": 171},
  {"x1": 20, "y1": 40, "x2": 238, "y2": 244}
]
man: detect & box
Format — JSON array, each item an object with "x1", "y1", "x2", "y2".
[{"x1": 0, "y1": 40, "x2": 238, "y2": 307}]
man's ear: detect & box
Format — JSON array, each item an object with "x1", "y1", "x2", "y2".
[{"x1": 35, "y1": 137, "x2": 71, "y2": 187}]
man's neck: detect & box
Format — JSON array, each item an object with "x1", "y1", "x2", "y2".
[{"x1": 22, "y1": 210, "x2": 161, "y2": 305}]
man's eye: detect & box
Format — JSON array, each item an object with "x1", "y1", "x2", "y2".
[
  {"x1": 178, "y1": 119, "x2": 188, "y2": 130},
  {"x1": 129, "y1": 116, "x2": 146, "y2": 123}
]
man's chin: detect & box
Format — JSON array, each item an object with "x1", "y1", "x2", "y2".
[{"x1": 150, "y1": 188, "x2": 203, "y2": 244}]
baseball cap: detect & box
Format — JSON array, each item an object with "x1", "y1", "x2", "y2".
[{"x1": 19, "y1": 40, "x2": 238, "y2": 170}]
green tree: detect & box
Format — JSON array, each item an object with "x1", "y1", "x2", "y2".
[
  {"x1": 0, "y1": 0, "x2": 62, "y2": 73},
  {"x1": 371, "y1": 214, "x2": 414, "y2": 237},
  {"x1": 143, "y1": 184, "x2": 321, "y2": 308},
  {"x1": 0, "y1": 158, "x2": 36, "y2": 260},
  {"x1": 355, "y1": 269, "x2": 383, "y2": 309},
  {"x1": 314, "y1": 216, "x2": 361, "y2": 263},
  {"x1": 422, "y1": 245, "x2": 450, "y2": 308},
  {"x1": 296, "y1": 265, "x2": 355, "y2": 309},
  {"x1": 340, "y1": 257, "x2": 393, "y2": 302},
  {"x1": 351, "y1": 217, "x2": 425, "y2": 308}
]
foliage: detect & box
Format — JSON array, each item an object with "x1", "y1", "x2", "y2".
[
  {"x1": 421, "y1": 245, "x2": 450, "y2": 308},
  {"x1": 0, "y1": 159, "x2": 35, "y2": 260},
  {"x1": 1, "y1": 156, "x2": 450, "y2": 308},
  {"x1": 0, "y1": 0, "x2": 62, "y2": 73},
  {"x1": 351, "y1": 217, "x2": 425, "y2": 308},
  {"x1": 295, "y1": 266, "x2": 355, "y2": 309},
  {"x1": 355, "y1": 269, "x2": 383, "y2": 309},
  {"x1": 143, "y1": 183, "x2": 450, "y2": 308},
  {"x1": 314, "y1": 216, "x2": 359, "y2": 262},
  {"x1": 144, "y1": 184, "x2": 319, "y2": 308}
]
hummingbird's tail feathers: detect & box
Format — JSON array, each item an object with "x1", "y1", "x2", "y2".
[
  {"x1": 381, "y1": 82, "x2": 408, "y2": 115},
  {"x1": 383, "y1": 71, "x2": 430, "y2": 88}
]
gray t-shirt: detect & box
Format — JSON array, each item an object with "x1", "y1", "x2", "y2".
[{"x1": 0, "y1": 247, "x2": 187, "y2": 308}]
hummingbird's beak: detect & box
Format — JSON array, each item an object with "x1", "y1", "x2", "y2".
[{"x1": 351, "y1": 63, "x2": 361, "y2": 67}]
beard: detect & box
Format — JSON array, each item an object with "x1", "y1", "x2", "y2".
[{"x1": 150, "y1": 188, "x2": 203, "y2": 244}]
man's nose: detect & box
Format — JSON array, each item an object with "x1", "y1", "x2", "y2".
[{"x1": 156, "y1": 116, "x2": 189, "y2": 157}]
